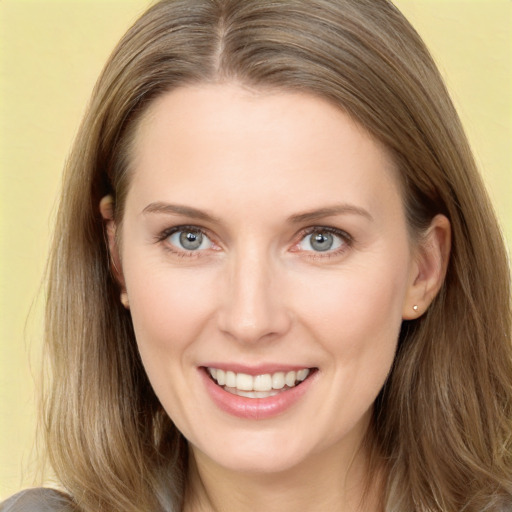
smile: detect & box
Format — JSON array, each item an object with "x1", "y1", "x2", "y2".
[
  {"x1": 201, "y1": 366, "x2": 317, "y2": 419},
  {"x1": 207, "y1": 367, "x2": 311, "y2": 398}
]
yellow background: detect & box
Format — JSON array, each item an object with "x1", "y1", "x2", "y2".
[{"x1": 0, "y1": 0, "x2": 510, "y2": 500}]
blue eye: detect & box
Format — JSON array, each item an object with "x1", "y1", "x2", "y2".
[
  {"x1": 297, "y1": 229, "x2": 346, "y2": 252},
  {"x1": 168, "y1": 228, "x2": 213, "y2": 251}
]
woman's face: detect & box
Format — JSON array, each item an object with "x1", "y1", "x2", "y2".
[{"x1": 118, "y1": 84, "x2": 420, "y2": 474}]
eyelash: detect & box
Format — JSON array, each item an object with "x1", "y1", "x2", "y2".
[
  {"x1": 294, "y1": 226, "x2": 352, "y2": 259},
  {"x1": 155, "y1": 225, "x2": 353, "y2": 259},
  {"x1": 155, "y1": 225, "x2": 216, "y2": 258}
]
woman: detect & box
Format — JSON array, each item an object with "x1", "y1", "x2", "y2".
[{"x1": 2, "y1": 0, "x2": 511, "y2": 510}]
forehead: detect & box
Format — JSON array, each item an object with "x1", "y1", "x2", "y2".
[{"x1": 126, "y1": 83, "x2": 403, "y2": 222}]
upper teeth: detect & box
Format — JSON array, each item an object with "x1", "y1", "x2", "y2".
[{"x1": 208, "y1": 368, "x2": 310, "y2": 391}]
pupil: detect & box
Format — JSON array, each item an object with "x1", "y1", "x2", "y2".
[
  {"x1": 311, "y1": 232, "x2": 333, "y2": 252},
  {"x1": 180, "y1": 230, "x2": 202, "y2": 250}
]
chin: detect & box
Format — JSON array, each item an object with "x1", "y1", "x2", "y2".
[
  {"x1": 190, "y1": 430, "x2": 315, "y2": 475},
  {"x1": 212, "y1": 453, "x2": 308, "y2": 476}
]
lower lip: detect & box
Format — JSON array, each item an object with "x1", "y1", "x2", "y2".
[{"x1": 200, "y1": 368, "x2": 316, "y2": 420}]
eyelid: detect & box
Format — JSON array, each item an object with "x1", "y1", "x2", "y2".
[
  {"x1": 155, "y1": 225, "x2": 219, "y2": 255},
  {"x1": 291, "y1": 226, "x2": 353, "y2": 255},
  {"x1": 155, "y1": 224, "x2": 200, "y2": 242}
]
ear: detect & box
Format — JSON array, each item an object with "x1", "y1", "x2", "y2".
[
  {"x1": 402, "y1": 214, "x2": 451, "y2": 319},
  {"x1": 100, "y1": 195, "x2": 127, "y2": 303}
]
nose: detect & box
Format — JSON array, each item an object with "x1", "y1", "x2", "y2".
[{"x1": 216, "y1": 247, "x2": 292, "y2": 344}]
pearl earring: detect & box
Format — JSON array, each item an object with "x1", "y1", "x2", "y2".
[
  {"x1": 412, "y1": 305, "x2": 419, "y2": 312},
  {"x1": 120, "y1": 291, "x2": 130, "y2": 309}
]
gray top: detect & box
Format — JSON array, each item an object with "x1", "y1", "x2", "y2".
[
  {"x1": 3, "y1": 487, "x2": 511, "y2": 511},
  {"x1": 0, "y1": 489, "x2": 73, "y2": 512}
]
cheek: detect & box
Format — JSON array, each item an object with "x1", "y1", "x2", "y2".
[
  {"x1": 292, "y1": 254, "x2": 409, "y2": 360},
  {"x1": 124, "y1": 262, "x2": 220, "y2": 358},
  {"x1": 123, "y1": 264, "x2": 223, "y2": 424}
]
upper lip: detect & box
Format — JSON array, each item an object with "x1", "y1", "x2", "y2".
[{"x1": 201, "y1": 363, "x2": 315, "y2": 376}]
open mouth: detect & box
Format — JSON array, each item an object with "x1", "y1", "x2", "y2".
[{"x1": 205, "y1": 367, "x2": 316, "y2": 399}]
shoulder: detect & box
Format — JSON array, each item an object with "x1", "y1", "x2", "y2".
[{"x1": 0, "y1": 489, "x2": 73, "y2": 512}]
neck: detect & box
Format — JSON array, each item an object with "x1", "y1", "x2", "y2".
[{"x1": 183, "y1": 438, "x2": 384, "y2": 512}]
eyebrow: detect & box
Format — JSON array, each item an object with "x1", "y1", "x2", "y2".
[
  {"x1": 142, "y1": 202, "x2": 373, "y2": 224},
  {"x1": 288, "y1": 204, "x2": 373, "y2": 224},
  {"x1": 142, "y1": 202, "x2": 220, "y2": 222}
]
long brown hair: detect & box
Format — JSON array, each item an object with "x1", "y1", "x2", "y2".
[{"x1": 43, "y1": 0, "x2": 512, "y2": 510}]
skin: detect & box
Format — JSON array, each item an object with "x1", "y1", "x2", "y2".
[{"x1": 102, "y1": 83, "x2": 450, "y2": 512}]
